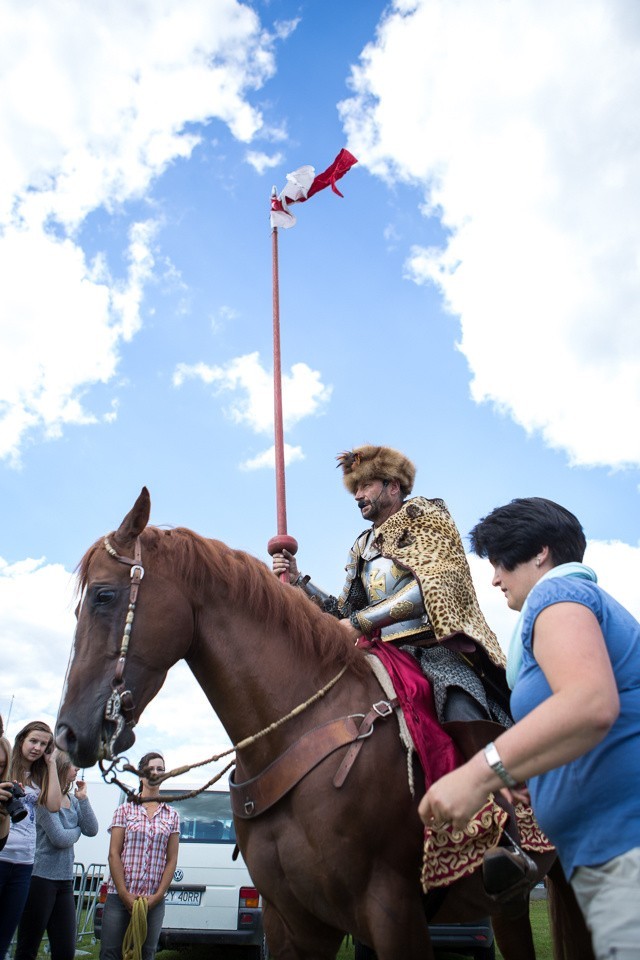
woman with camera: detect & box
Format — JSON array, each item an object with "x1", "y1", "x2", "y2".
[
  {"x1": 0, "y1": 720, "x2": 63, "y2": 960},
  {"x1": 0, "y1": 720, "x2": 13, "y2": 853},
  {"x1": 14, "y1": 751, "x2": 98, "y2": 960}
]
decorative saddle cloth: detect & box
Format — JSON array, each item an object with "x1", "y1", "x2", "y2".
[{"x1": 360, "y1": 638, "x2": 553, "y2": 892}]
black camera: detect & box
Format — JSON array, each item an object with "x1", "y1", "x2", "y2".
[{"x1": 1, "y1": 783, "x2": 27, "y2": 823}]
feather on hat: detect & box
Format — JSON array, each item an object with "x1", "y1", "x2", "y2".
[{"x1": 336, "y1": 445, "x2": 416, "y2": 497}]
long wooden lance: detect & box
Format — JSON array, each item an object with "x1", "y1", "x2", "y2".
[
  {"x1": 266, "y1": 208, "x2": 298, "y2": 581},
  {"x1": 265, "y1": 152, "x2": 357, "y2": 581}
]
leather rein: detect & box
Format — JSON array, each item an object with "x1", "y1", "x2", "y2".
[{"x1": 98, "y1": 536, "x2": 400, "y2": 814}]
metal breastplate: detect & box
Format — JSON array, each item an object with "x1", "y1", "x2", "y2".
[{"x1": 359, "y1": 541, "x2": 431, "y2": 642}]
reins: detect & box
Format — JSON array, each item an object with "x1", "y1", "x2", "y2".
[
  {"x1": 99, "y1": 533, "x2": 349, "y2": 802},
  {"x1": 100, "y1": 667, "x2": 348, "y2": 802}
]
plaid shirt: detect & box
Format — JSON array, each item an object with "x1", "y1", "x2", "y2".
[{"x1": 107, "y1": 801, "x2": 180, "y2": 896}]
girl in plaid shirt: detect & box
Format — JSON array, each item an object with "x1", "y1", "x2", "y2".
[{"x1": 100, "y1": 752, "x2": 179, "y2": 960}]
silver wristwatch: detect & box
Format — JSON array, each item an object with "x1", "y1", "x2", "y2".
[{"x1": 484, "y1": 741, "x2": 518, "y2": 788}]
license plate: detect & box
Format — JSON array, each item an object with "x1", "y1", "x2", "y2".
[{"x1": 165, "y1": 888, "x2": 202, "y2": 906}]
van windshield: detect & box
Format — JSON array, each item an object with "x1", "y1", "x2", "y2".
[{"x1": 160, "y1": 790, "x2": 236, "y2": 844}]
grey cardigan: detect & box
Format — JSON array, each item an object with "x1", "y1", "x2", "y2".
[{"x1": 33, "y1": 796, "x2": 99, "y2": 880}]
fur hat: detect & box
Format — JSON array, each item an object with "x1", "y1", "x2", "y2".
[{"x1": 336, "y1": 445, "x2": 416, "y2": 497}]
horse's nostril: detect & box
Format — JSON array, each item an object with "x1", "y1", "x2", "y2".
[{"x1": 55, "y1": 723, "x2": 75, "y2": 753}]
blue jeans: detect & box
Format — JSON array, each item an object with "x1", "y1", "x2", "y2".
[
  {"x1": 99, "y1": 894, "x2": 165, "y2": 960},
  {"x1": 0, "y1": 861, "x2": 33, "y2": 960}
]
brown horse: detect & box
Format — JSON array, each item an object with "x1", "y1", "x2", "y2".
[{"x1": 56, "y1": 488, "x2": 592, "y2": 960}]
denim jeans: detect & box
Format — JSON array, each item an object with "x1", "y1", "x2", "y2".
[
  {"x1": 15, "y1": 877, "x2": 76, "y2": 960},
  {"x1": 0, "y1": 861, "x2": 33, "y2": 960},
  {"x1": 99, "y1": 894, "x2": 165, "y2": 960}
]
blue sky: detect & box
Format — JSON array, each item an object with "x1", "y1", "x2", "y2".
[{"x1": 1, "y1": 0, "x2": 639, "y2": 780}]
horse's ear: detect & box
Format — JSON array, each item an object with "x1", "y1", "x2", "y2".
[{"x1": 115, "y1": 487, "x2": 151, "y2": 545}]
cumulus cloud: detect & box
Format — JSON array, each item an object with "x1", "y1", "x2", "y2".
[
  {"x1": 245, "y1": 150, "x2": 285, "y2": 174},
  {"x1": 174, "y1": 351, "x2": 332, "y2": 465},
  {"x1": 0, "y1": 0, "x2": 279, "y2": 462},
  {"x1": 240, "y1": 443, "x2": 305, "y2": 471},
  {"x1": 340, "y1": 0, "x2": 640, "y2": 469}
]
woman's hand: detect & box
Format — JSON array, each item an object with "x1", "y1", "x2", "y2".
[
  {"x1": 0, "y1": 782, "x2": 12, "y2": 816},
  {"x1": 74, "y1": 779, "x2": 88, "y2": 801},
  {"x1": 44, "y1": 746, "x2": 59, "y2": 767},
  {"x1": 418, "y1": 754, "x2": 495, "y2": 831},
  {"x1": 120, "y1": 890, "x2": 137, "y2": 913}
]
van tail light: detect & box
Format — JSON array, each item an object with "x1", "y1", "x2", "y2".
[
  {"x1": 238, "y1": 885, "x2": 260, "y2": 931},
  {"x1": 98, "y1": 882, "x2": 108, "y2": 904},
  {"x1": 239, "y1": 885, "x2": 260, "y2": 909}
]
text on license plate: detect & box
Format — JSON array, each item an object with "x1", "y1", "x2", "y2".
[{"x1": 165, "y1": 888, "x2": 202, "y2": 906}]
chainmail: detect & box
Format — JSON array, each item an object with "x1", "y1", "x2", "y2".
[{"x1": 400, "y1": 643, "x2": 512, "y2": 727}]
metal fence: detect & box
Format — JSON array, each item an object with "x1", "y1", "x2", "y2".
[
  {"x1": 9, "y1": 862, "x2": 107, "y2": 956},
  {"x1": 75, "y1": 862, "x2": 107, "y2": 949}
]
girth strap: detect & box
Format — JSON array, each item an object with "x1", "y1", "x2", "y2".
[{"x1": 230, "y1": 700, "x2": 399, "y2": 820}]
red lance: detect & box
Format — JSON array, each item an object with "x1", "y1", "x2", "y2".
[{"x1": 266, "y1": 149, "x2": 358, "y2": 581}]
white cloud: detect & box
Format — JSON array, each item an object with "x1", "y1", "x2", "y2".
[
  {"x1": 0, "y1": 555, "x2": 230, "y2": 772},
  {"x1": 174, "y1": 351, "x2": 332, "y2": 457},
  {"x1": 240, "y1": 443, "x2": 304, "y2": 471},
  {"x1": 245, "y1": 150, "x2": 285, "y2": 174},
  {"x1": 0, "y1": 0, "x2": 279, "y2": 462},
  {"x1": 0, "y1": 220, "x2": 156, "y2": 463},
  {"x1": 340, "y1": 0, "x2": 640, "y2": 469}
]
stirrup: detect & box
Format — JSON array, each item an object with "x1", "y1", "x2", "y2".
[{"x1": 482, "y1": 844, "x2": 538, "y2": 904}]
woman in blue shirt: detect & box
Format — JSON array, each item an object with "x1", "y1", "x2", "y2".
[{"x1": 419, "y1": 497, "x2": 640, "y2": 960}]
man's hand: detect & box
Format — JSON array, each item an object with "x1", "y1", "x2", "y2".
[{"x1": 272, "y1": 549, "x2": 300, "y2": 584}]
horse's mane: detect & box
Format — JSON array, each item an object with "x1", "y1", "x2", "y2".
[{"x1": 78, "y1": 526, "x2": 369, "y2": 678}]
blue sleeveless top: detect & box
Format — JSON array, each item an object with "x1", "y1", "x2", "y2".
[{"x1": 510, "y1": 577, "x2": 640, "y2": 877}]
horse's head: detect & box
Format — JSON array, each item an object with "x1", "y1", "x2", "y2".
[{"x1": 56, "y1": 487, "x2": 195, "y2": 767}]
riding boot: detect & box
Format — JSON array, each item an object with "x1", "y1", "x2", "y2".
[{"x1": 482, "y1": 844, "x2": 538, "y2": 903}]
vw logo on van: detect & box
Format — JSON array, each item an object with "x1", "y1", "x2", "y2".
[{"x1": 173, "y1": 868, "x2": 184, "y2": 882}]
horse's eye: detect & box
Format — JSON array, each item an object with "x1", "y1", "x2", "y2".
[{"x1": 94, "y1": 588, "x2": 117, "y2": 605}]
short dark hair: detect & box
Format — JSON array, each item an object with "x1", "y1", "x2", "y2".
[{"x1": 469, "y1": 497, "x2": 586, "y2": 570}]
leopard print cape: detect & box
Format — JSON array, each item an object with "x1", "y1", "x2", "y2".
[{"x1": 374, "y1": 496, "x2": 506, "y2": 669}]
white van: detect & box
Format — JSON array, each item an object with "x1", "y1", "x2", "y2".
[
  {"x1": 94, "y1": 786, "x2": 267, "y2": 959},
  {"x1": 73, "y1": 780, "x2": 119, "y2": 874}
]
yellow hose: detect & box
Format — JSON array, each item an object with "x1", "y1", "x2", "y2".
[{"x1": 122, "y1": 897, "x2": 148, "y2": 960}]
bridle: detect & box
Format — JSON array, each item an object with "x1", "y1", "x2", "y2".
[{"x1": 101, "y1": 536, "x2": 145, "y2": 758}]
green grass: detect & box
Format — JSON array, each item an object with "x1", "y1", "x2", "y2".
[
  {"x1": 30, "y1": 899, "x2": 554, "y2": 959},
  {"x1": 335, "y1": 900, "x2": 553, "y2": 959}
]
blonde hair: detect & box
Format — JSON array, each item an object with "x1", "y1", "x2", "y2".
[
  {"x1": 10, "y1": 721, "x2": 54, "y2": 806},
  {"x1": 0, "y1": 736, "x2": 10, "y2": 781},
  {"x1": 55, "y1": 751, "x2": 77, "y2": 796}
]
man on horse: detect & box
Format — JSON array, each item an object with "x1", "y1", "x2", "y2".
[
  {"x1": 272, "y1": 444, "x2": 511, "y2": 727},
  {"x1": 273, "y1": 445, "x2": 549, "y2": 905}
]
